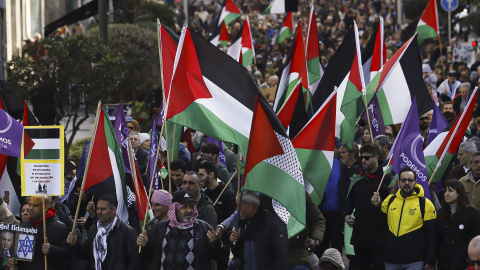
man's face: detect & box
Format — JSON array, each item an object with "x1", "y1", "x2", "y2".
[
  {"x1": 1, "y1": 233, "x2": 12, "y2": 251},
  {"x1": 360, "y1": 152, "x2": 378, "y2": 173},
  {"x1": 469, "y1": 246, "x2": 480, "y2": 270},
  {"x1": 460, "y1": 86, "x2": 469, "y2": 99},
  {"x1": 176, "y1": 202, "x2": 195, "y2": 223},
  {"x1": 129, "y1": 134, "x2": 140, "y2": 150},
  {"x1": 419, "y1": 113, "x2": 431, "y2": 130},
  {"x1": 96, "y1": 200, "x2": 117, "y2": 226},
  {"x1": 374, "y1": 141, "x2": 387, "y2": 158},
  {"x1": 182, "y1": 174, "x2": 201, "y2": 199},
  {"x1": 458, "y1": 148, "x2": 472, "y2": 166},
  {"x1": 448, "y1": 74, "x2": 456, "y2": 84},
  {"x1": 151, "y1": 202, "x2": 169, "y2": 220},
  {"x1": 399, "y1": 171, "x2": 417, "y2": 196},
  {"x1": 442, "y1": 104, "x2": 454, "y2": 113},
  {"x1": 29, "y1": 197, "x2": 48, "y2": 221},
  {"x1": 236, "y1": 197, "x2": 255, "y2": 220},
  {"x1": 171, "y1": 169, "x2": 185, "y2": 187},
  {"x1": 471, "y1": 156, "x2": 480, "y2": 177},
  {"x1": 198, "y1": 168, "x2": 210, "y2": 187}
]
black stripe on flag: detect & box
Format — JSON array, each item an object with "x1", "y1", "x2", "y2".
[{"x1": 25, "y1": 128, "x2": 60, "y2": 139}]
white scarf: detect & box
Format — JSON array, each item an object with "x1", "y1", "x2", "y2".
[{"x1": 93, "y1": 216, "x2": 117, "y2": 270}]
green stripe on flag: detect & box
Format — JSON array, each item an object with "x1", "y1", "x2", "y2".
[
  {"x1": 416, "y1": 25, "x2": 437, "y2": 45},
  {"x1": 340, "y1": 81, "x2": 363, "y2": 147},
  {"x1": 242, "y1": 49, "x2": 254, "y2": 67},
  {"x1": 307, "y1": 57, "x2": 322, "y2": 84},
  {"x1": 295, "y1": 148, "x2": 332, "y2": 205},
  {"x1": 224, "y1": 13, "x2": 241, "y2": 26},
  {"x1": 376, "y1": 89, "x2": 394, "y2": 125},
  {"x1": 25, "y1": 149, "x2": 60, "y2": 160}
]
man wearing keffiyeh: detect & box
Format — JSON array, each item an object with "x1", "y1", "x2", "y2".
[
  {"x1": 137, "y1": 190, "x2": 227, "y2": 269},
  {"x1": 67, "y1": 194, "x2": 139, "y2": 270}
]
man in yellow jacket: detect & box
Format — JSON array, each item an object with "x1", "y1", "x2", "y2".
[{"x1": 371, "y1": 167, "x2": 436, "y2": 270}]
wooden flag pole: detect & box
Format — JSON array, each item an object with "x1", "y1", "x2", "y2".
[
  {"x1": 376, "y1": 169, "x2": 389, "y2": 193},
  {"x1": 237, "y1": 152, "x2": 242, "y2": 195},
  {"x1": 428, "y1": 168, "x2": 438, "y2": 186},
  {"x1": 42, "y1": 196, "x2": 47, "y2": 270},
  {"x1": 72, "y1": 102, "x2": 101, "y2": 233},
  {"x1": 165, "y1": 122, "x2": 172, "y2": 194},
  {"x1": 363, "y1": 94, "x2": 374, "y2": 142},
  {"x1": 214, "y1": 170, "x2": 237, "y2": 206}
]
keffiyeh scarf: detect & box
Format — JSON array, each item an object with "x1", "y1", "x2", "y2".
[
  {"x1": 94, "y1": 216, "x2": 117, "y2": 270},
  {"x1": 167, "y1": 202, "x2": 198, "y2": 228}
]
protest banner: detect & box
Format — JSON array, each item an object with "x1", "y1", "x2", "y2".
[{"x1": 0, "y1": 222, "x2": 37, "y2": 261}]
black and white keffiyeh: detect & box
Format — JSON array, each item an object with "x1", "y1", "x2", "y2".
[{"x1": 94, "y1": 216, "x2": 118, "y2": 270}]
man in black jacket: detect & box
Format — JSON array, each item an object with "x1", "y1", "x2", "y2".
[
  {"x1": 66, "y1": 194, "x2": 139, "y2": 270},
  {"x1": 344, "y1": 144, "x2": 391, "y2": 270},
  {"x1": 230, "y1": 191, "x2": 289, "y2": 269},
  {"x1": 17, "y1": 196, "x2": 70, "y2": 270},
  {"x1": 137, "y1": 190, "x2": 226, "y2": 269}
]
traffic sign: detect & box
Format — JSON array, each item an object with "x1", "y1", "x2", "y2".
[{"x1": 441, "y1": 0, "x2": 458, "y2": 12}]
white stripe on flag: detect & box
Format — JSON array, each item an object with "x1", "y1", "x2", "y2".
[
  {"x1": 31, "y1": 139, "x2": 60, "y2": 150},
  {"x1": 381, "y1": 65, "x2": 411, "y2": 124}
]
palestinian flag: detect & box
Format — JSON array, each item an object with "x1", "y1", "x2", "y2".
[
  {"x1": 243, "y1": 92, "x2": 306, "y2": 238},
  {"x1": 361, "y1": 18, "x2": 386, "y2": 85},
  {"x1": 276, "y1": 80, "x2": 308, "y2": 139},
  {"x1": 305, "y1": 6, "x2": 323, "y2": 95},
  {"x1": 217, "y1": 0, "x2": 242, "y2": 26},
  {"x1": 130, "y1": 156, "x2": 153, "y2": 229},
  {"x1": 415, "y1": 0, "x2": 439, "y2": 46},
  {"x1": 273, "y1": 21, "x2": 309, "y2": 113},
  {"x1": 365, "y1": 34, "x2": 433, "y2": 125},
  {"x1": 227, "y1": 17, "x2": 255, "y2": 67},
  {"x1": 263, "y1": 0, "x2": 298, "y2": 14},
  {"x1": 83, "y1": 106, "x2": 128, "y2": 222},
  {"x1": 24, "y1": 128, "x2": 61, "y2": 160},
  {"x1": 338, "y1": 22, "x2": 366, "y2": 148},
  {"x1": 292, "y1": 89, "x2": 336, "y2": 205},
  {"x1": 166, "y1": 26, "x2": 257, "y2": 156},
  {"x1": 424, "y1": 88, "x2": 478, "y2": 183},
  {"x1": 272, "y1": 13, "x2": 294, "y2": 45},
  {"x1": 209, "y1": 22, "x2": 231, "y2": 48}
]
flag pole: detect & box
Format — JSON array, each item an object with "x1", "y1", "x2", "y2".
[
  {"x1": 42, "y1": 195, "x2": 47, "y2": 270},
  {"x1": 376, "y1": 169, "x2": 389, "y2": 193},
  {"x1": 236, "y1": 151, "x2": 242, "y2": 195},
  {"x1": 437, "y1": 35, "x2": 445, "y2": 85},
  {"x1": 165, "y1": 123, "x2": 172, "y2": 194},
  {"x1": 363, "y1": 94, "x2": 374, "y2": 142},
  {"x1": 72, "y1": 101, "x2": 101, "y2": 233},
  {"x1": 214, "y1": 170, "x2": 237, "y2": 205}
]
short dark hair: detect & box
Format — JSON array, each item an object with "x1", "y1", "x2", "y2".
[
  {"x1": 359, "y1": 143, "x2": 380, "y2": 157},
  {"x1": 98, "y1": 194, "x2": 118, "y2": 209},
  {"x1": 398, "y1": 167, "x2": 416, "y2": 181},
  {"x1": 201, "y1": 142, "x2": 220, "y2": 156},
  {"x1": 170, "y1": 159, "x2": 187, "y2": 173},
  {"x1": 374, "y1": 135, "x2": 389, "y2": 147},
  {"x1": 198, "y1": 161, "x2": 218, "y2": 179},
  {"x1": 441, "y1": 101, "x2": 453, "y2": 111}
]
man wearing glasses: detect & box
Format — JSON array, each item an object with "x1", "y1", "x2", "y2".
[
  {"x1": 371, "y1": 167, "x2": 437, "y2": 270},
  {"x1": 419, "y1": 111, "x2": 432, "y2": 142},
  {"x1": 344, "y1": 144, "x2": 391, "y2": 269},
  {"x1": 468, "y1": 235, "x2": 480, "y2": 270}
]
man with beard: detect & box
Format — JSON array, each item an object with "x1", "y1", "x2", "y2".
[
  {"x1": 460, "y1": 152, "x2": 480, "y2": 209},
  {"x1": 343, "y1": 144, "x2": 392, "y2": 269},
  {"x1": 441, "y1": 101, "x2": 456, "y2": 123},
  {"x1": 137, "y1": 190, "x2": 226, "y2": 269},
  {"x1": 419, "y1": 110, "x2": 433, "y2": 142},
  {"x1": 371, "y1": 167, "x2": 436, "y2": 270},
  {"x1": 447, "y1": 141, "x2": 477, "y2": 180}
]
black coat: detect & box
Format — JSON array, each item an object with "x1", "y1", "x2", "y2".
[
  {"x1": 18, "y1": 213, "x2": 70, "y2": 270},
  {"x1": 141, "y1": 219, "x2": 227, "y2": 269},
  {"x1": 75, "y1": 218, "x2": 139, "y2": 270},
  {"x1": 436, "y1": 206, "x2": 480, "y2": 270},
  {"x1": 231, "y1": 209, "x2": 289, "y2": 270}
]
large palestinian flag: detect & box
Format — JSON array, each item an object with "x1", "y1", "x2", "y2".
[
  {"x1": 243, "y1": 92, "x2": 306, "y2": 238},
  {"x1": 365, "y1": 34, "x2": 433, "y2": 125},
  {"x1": 305, "y1": 6, "x2": 323, "y2": 95},
  {"x1": 415, "y1": 0, "x2": 439, "y2": 46},
  {"x1": 83, "y1": 106, "x2": 128, "y2": 222},
  {"x1": 263, "y1": 0, "x2": 298, "y2": 14},
  {"x1": 165, "y1": 26, "x2": 257, "y2": 155},
  {"x1": 361, "y1": 18, "x2": 386, "y2": 85},
  {"x1": 217, "y1": 0, "x2": 242, "y2": 26},
  {"x1": 424, "y1": 88, "x2": 478, "y2": 183},
  {"x1": 272, "y1": 13, "x2": 294, "y2": 45},
  {"x1": 273, "y1": 21, "x2": 309, "y2": 113},
  {"x1": 293, "y1": 89, "x2": 336, "y2": 205}
]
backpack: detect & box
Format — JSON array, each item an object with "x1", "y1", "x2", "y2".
[{"x1": 387, "y1": 195, "x2": 425, "y2": 220}]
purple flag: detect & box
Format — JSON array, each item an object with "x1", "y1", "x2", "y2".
[
  {"x1": 0, "y1": 108, "x2": 24, "y2": 157},
  {"x1": 391, "y1": 97, "x2": 430, "y2": 199},
  {"x1": 426, "y1": 102, "x2": 448, "y2": 146},
  {"x1": 360, "y1": 94, "x2": 385, "y2": 138},
  {"x1": 205, "y1": 136, "x2": 227, "y2": 168},
  {"x1": 156, "y1": 103, "x2": 164, "y2": 126},
  {"x1": 114, "y1": 102, "x2": 132, "y2": 173},
  {"x1": 148, "y1": 116, "x2": 159, "y2": 190}
]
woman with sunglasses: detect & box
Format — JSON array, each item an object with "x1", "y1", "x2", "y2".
[{"x1": 436, "y1": 179, "x2": 480, "y2": 270}]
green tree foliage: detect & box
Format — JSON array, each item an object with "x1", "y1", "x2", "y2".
[{"x1": 6, "y1": 34, "x2": 124, "y2": 154}]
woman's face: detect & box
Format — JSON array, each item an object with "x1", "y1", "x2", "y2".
[
  {"x1": 363, "y1": 129, "x2": 371, "y2": 143},
  {"x1": 21, "y1": 204, "x2": 30, "y2": 222},
  {"x1": 141, "y1": 139, "x2": 151, "y2": 150},
  {"x1": 444, "y1": 186, "x2": 459, "y2": 204}
]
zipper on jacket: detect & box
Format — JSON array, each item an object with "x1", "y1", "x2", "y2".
[{"x1": 396, "y1": 197, "x2": 406, "y2": 237}]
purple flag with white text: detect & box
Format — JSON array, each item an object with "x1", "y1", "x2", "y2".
[
  {"x1": 360, "y1": 94, "x2": 385, "y2": 138},
  {"x1": 0, "y1": 108, "x2": 24, "y2": 157},
  {"x1": 156, "y1": 103, "x2": 164, "y2": 127},
  {"x1": 205, "y1": 136, "x2": 227, "y2": 168},
  {"x1": 148, "y1": 116, "x2": 159, "y2": 190},
  {"x1": 391, "y1": 97, "x2": 430, "y2": 199},
  {"x1": 426, "y1": 102, "x2": 448, "y2": 146},
  {"x1": 114, "y1": 102, "x2": 132, "y2": 173}
]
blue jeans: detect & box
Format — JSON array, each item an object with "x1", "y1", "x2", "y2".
[
  {"x1": 289, "y1": 265, "x2": 309, "y2": 270},
  {"x1": 385, "y1": 261, "x2": 425, "y2": 270}
]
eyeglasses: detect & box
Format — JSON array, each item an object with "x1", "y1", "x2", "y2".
[
  {"x1": 360, "y1": 156, "x2": 375, "y2": 160},
  {"x1": 419, "y1": 117, "x2": 430, "y2": 122},
  {"x1": 468, "y1": 259, "x2": 480, "y2": 266},
  {"x1": 399, "y1": 178, "x2": 416, "y2": 183},
  {"x1": 127, "y1": 126, "x2": 134, "y2": 130}
]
